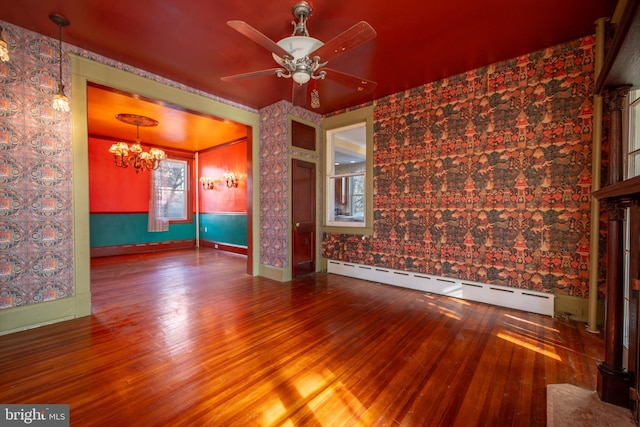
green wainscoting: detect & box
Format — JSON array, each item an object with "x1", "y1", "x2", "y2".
[
  {"x1": 200, "y1": 213, "x2": 247, "y2": 247},
  {"x1": 90, "y1": 213, "x2": 196, "y2": 247}
]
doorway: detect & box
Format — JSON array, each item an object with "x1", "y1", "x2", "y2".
[
  {"x1": 86, "y1": 83, "x2": 253, "y2": 270},
  {"x1": 72, "y1": 55, "x2": 261, "y2": 316},
  {"x1": 291, "y1": 159, "x2": 316, "y2": 277}
]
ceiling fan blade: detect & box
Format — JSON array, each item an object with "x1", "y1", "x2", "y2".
[
  {"x1": 310, "y1": 21, "x2": 376, "y2": 63},
  {"x1": 291, "y1": 82, "x2": 308, "y2": 106},
  {"x1": 322, "y1": 68, "x2": 377, "y2": 92},
  {"x1": 221, "y1": 68, "x2": 285, "y2": 82},
  {"x1": 227, "y1": 20, "x2": 291, "y2": 59}
]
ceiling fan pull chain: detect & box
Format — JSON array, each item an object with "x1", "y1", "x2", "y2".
[{"x1": 311, "y1": 80, "x2": 320, "y2": 109}]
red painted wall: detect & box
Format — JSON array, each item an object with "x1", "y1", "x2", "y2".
[
  {"x1": 89, "y1": 137, "x2": 150, "y2": 212},
  {"x1": 199, "y1": 141, "x2": 247, "y2": 213}
]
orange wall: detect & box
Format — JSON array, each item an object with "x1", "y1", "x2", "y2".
[
  {"x1": 199, "y1": 141, "x2": 247, "y2": 213},
  {"x1": 89, "y1": 137, "x2": 150, "y2": 212}
]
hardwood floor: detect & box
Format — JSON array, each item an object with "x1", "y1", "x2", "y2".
[{"x1": 0, "y1": 248, "x2": 603, "y2": 426}]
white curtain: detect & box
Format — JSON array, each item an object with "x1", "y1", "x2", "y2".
[{"x1": 148, "y1": 167, "x2": 169, "y2": 232}]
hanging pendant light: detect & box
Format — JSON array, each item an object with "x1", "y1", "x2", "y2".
[
  {"x1": 0, "y1": 26, "x2": 9, "y2": 62},
  {"x1": 49, "y1": 14, "x2": 70, "y2": 112}
]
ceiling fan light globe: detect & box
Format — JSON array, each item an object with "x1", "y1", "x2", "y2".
[
  {"x1": 293, "y1": 72, "x2": 311, "y2": 85},
  {"x1": 273, "y1": 36, "x2": 323, "y2": 65}
]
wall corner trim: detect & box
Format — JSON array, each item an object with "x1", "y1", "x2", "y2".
[
  {"x1": 259, "y1": 264, "x2": 290, "y2": 282},
  {"x1": 0, "y1": 296, "x2": 88, "y2": 336}
]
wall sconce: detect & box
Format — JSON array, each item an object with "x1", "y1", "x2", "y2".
[
  {"x1": 200, "y1": 176, "x2": 214, "y2": 190},
  {"x1": 0, "y1": 26, "x2": 10, "y2": 62},
  {"x1": 224, "y1": 172, "x2": 238, "y2": 188}
]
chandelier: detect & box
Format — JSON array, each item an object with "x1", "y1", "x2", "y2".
[{"x1": 108, "y1": 114, "x2": 166, "y2": 173}]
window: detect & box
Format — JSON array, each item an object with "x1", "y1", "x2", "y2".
[
  {"x1": 327, "y1": 124, "x2": 366, "y2": 224},
  {"x1": 157, "y1": 158, "x2": 189, "y2": 221},
  {"x1": 623, "y1": 89, "x2": 640, "y2": 351},
  {"x1": 628, "y1": 90, "x2": 640, "y2": 179},
  {"x1": 322, "y1": 106, "x2": 373, "y2": 235}
]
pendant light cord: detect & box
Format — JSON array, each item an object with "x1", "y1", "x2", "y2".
[{"x1": 58, "y1": 24, "x2": 63, "y2": 85}]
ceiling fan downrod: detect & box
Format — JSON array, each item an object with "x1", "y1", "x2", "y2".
[{"x1": 291, "y1": 2, "x2": 312, "y2": 36}]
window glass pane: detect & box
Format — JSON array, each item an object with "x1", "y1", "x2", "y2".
[
  {"x1": 630, "y1": 99, "x2": 640, "y2": 153},
  {"x1": 630, "y1": 91, "x2": 640, "y2": 178},
  {"x1": 329, "y1": 175, "x2": 365, "y2": 223},
  {"x1": 159, "y1": 159, "x2": 187, "y2": 220},
  {"x1": 326, "y1": 123, "x2": 367, "y2": 227},
  {"x1": 630, "y1": 152, "x2": 640, "y2": 179}
]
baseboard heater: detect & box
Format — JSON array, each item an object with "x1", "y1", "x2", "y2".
[{"x1": 327, "y1": 260, "x2": 554, "y2": 317}]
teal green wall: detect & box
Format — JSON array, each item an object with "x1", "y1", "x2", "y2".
[
  {"x1": 200, "y1": 213, "x2": 247, "y2": 247},
  {"x1": 90, "y1": 214, "x2": 196, "y2": 247},
  {"x1": 90, "y1": 213, "x2": 246, "y2": 248}
]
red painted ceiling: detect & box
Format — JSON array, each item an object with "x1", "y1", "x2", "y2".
[{"x1": 0, "y1": 0, "x2": 617, "y2": 116}]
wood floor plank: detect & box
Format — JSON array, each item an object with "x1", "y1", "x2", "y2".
[{"x1": 0, "y1": 248, "x2": 604, "y2": 426}]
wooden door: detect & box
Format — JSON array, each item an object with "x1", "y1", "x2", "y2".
[{"x1": 292, "y1": 159, "x2": 316, "y2": 277}]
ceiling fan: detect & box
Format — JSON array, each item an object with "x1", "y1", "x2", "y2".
[{"x1": 221, "y1": 1, "x2": 377, "y2": 109}]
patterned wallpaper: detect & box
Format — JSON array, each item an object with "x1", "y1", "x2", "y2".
[
  {"x1": 0, "y1": 20, "x2": 254, "y2": 310},
  {"x1": 323, "y1": 36, "x2": 596, "y2": 298},
  {"x1": 0, "y1": 23, "x2": 73, "y2": 308},
  {"x1": 259, "y1": 101, "x2": 320, "y2": 268}
]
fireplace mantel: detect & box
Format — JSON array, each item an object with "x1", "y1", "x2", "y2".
[{"x1": 593, "y1": 174, "x2": 640, "y2": 201}]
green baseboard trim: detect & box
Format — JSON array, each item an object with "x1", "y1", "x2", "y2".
[
  {"x1": 259, "y1": 264, "x2": 290, "y2": 282},
  {"x1": 554, "y1": 294, "x2": 604, "y2": 324},
  {"x1": 0, "y1": 295, "x2": 91, "y2": 336}
]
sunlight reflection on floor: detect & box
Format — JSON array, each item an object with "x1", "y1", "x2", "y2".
[{"x1": 258, "y1": 367, "x2": 367, "y2": 426}]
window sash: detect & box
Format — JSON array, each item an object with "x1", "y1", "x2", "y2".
[
  {"x1": 157, "y1": 159, "x2": 188, "y2": 222},
  {"x1": 321, "y1": 106, "x2": 373, "y2": 235}
]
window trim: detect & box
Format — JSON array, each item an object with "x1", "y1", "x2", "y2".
[
  {"x1": 627, "y1": 90, "x2": 640, "y2": 179},
  {"x1": 321, "y1": 105, "x2": 373, "y2": 236},
  {"x1": 158, "y1": 152, "x2": 194, "y2": 225}
]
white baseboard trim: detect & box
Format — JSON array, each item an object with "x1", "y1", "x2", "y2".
[{"x1": 327, "y1": 259, "x2": 555, "y2": 317}]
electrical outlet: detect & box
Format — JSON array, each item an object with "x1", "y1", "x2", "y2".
[
  {"x1": 204, "y1": 227, "x2": 207, "y2": 232},
  {"x1": 214, "y1": 244, "x2": 218, "y2": 249}
]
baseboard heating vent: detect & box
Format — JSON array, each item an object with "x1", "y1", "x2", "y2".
[{"x1": 327, "y1": 260, "x2": 554, "y2": 317}]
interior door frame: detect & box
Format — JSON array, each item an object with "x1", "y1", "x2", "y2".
[
  {"x1": 71, "y1": 55, "x2": 261, "y2": 314},
  {"x1": 287, "y1": 116, "x2": 321, "y2": 281},
  {"x1": 291, "y1": 158, "x2": 316, "y2": 278}
]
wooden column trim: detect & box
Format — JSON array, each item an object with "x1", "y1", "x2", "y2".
[
  {"x1": 604, "y1": 87, "x2": 630, "y2": 185},
  {"x1": 597, "y1": 85, "x2": 633, "y2": 408},
  {"x1": 630, "y1": 201, "x2": 640, "y2": 421}
]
